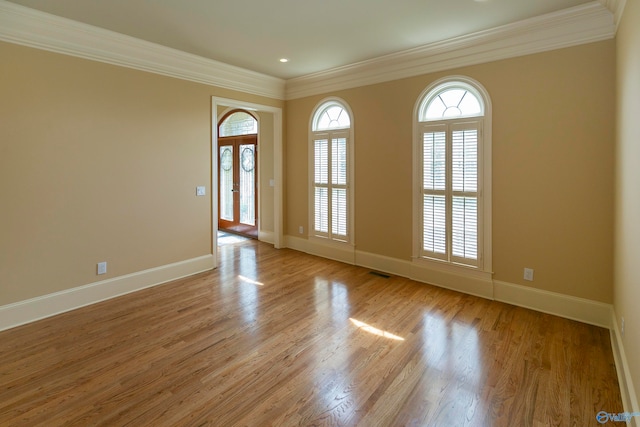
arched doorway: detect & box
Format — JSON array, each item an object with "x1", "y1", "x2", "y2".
[{"x1": 218, "y1": 109, "x2": 258, "y2": 238}]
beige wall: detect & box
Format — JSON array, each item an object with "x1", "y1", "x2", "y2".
[
  {"x1": 257, "y1": 112, "x2": 275, "y2": 233},
  {"x1": 286, "y1": 40, "x2": 615, "y2": 303},
  {"x1": 0, "y1": 41, "x2": 282, "y2": 305},
  {"x1": 615, "y1": 0, "x2": 640, "y2": 409},
  {"x1": 0, "y1": 25, "x2": 618, "y2": 317}
]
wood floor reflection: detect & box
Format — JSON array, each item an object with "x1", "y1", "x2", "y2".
[{"x1": 0, "y1": 240, "x2": 623, "y2": 426}]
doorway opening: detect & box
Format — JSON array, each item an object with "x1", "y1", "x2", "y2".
[{"x1": 218, "y1": 110, "x2": 258, "y2": 239}]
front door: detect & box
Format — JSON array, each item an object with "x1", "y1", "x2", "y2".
[{"x1": 218, "y1": 134, "x2": 258, "y2": 238}]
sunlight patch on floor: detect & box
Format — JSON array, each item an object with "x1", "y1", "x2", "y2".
[
  {"x1": 238, "y1": 275, "x2": 264, "y2": 286},
  {"x1": 350, "y1": 318, "x2": 404, "y2": 341}
]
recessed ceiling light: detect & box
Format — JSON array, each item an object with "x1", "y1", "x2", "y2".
[{"x1": 279, "y1": 58, "x2": 289, "y2": 63}]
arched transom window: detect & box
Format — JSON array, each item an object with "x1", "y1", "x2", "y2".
[
  {"x1": 219, "y1": 111, "x2": 258, "y2": 137},
  {"x1": 310, "y1": 99, "x2": 353, "y2": 244},
  {"x1": 414, "y1": 77, "x2": 491, "y2": 273},
  {"x1": 313, "y1": 102, "x2": 351, "y2": 130}
]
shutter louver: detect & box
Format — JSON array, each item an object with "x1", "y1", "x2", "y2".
[
  {"x1": 332, "y1": 138, "x2": 347, "y2": 185},
  {"x1": 423, "y1": 132, "x2": 446, "y2": 191},
  {"x1": 452, "y1": 196, "x2": 477, "y2": 259},
  {"x1": 332, "y1": 188, "x2": 348, "y2": 238},
  {"x1": 315, "y1": 187, "x2": 328, "y2": 233},
  {"x1": 423, "y1": 195, "x2": 446, "y2": 254},
  {"x1": 452, "y1": 130, "x2": 477, "y2": 192},
  {"x1": 315, "y1": 140, "x2": 328, "y2": 185}
]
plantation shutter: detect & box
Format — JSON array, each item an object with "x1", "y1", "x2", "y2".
[
  {"x1": 421, "y1": 121, "x2": 480, "y2": 267},
  {"x1": 331, "y1": 137, "x2": 348, "y2": 239},
  {"x1": 422, "y1": 126, "x2": 447, "y2": 260},
  {"x1": 451, "y1": 124, "x2": 478, "y2": 264},
  {"x1": 313, "y1": 134, "x2": 349, "y2": 241},
  {"x1": 314, "y1": 138, "x2": 329, "y2": 235}
]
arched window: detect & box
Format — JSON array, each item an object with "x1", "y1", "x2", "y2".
[
  {"x1": 310, "y1": 99, "x2": 354, "y2": 244},
  {"x1": 414, "y1": 77, "x2": 491, "y2": 272},
  {"x1": 219, "y1": 110, "x2": 258, "y2": 137}
]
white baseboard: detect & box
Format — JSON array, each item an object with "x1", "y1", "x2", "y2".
[
  {"x1": 355, "y1": 250, "x2": 414, "y2": 278},
  {"x1": 285, "y1": 235, "x2": 613, "y2": 326},
  {"x1": 355, "y1": 249, "x2": 494, "y2": 299},
  {"x1": 286, "y1": 236, "x2": 494, "y2": 299},
  {"x1": 610, "y1": 310, "x2": 640, "y2": 426},
  {"x1": 0, "y1": 254, "x2": 215, "y2": 332},
  {"x1": 258, "y1": 230, "x2": 275, "y2": 244},
  {"x1": 285, "y1": 235, "x2": 356, "y2": 264},
  {"x1": 493, "y1": 280, "x2": 612, "y2": 329}
]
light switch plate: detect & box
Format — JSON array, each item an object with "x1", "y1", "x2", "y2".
[{"x1": 196, "y1": 186, "x2": 206, "y2": 196}]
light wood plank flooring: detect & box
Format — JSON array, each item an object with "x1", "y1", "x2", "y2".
[{"x1": 0, "y1": 240, "x2": 623, "y2": 426}]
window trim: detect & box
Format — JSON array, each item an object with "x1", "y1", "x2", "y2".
[
  {"x1": 308, "y1": 97, "x2": 355, "y2": 246},
  {"x1": 412, "y1": 76, "x2": 492, "y2": 276}
]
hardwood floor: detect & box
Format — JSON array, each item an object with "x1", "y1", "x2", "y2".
[{"x1": 0, "y1": 240, "x2": 623, "y2": 426}]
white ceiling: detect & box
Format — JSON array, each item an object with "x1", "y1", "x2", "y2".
[{"x1": 5, "y1": 0, "x2": 595, "y2": 80}]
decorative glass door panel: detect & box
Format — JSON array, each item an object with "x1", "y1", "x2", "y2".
[
  {"x1": 239, "y1": 144, "x2": 256, "y2": 226},
  {"x1": 220, "y1": 146, "x2": 234, "y2": 221}
]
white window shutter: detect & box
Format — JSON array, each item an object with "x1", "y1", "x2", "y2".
[{"x1": 420, "y1": 121, "x2": 481, "y2": 267}]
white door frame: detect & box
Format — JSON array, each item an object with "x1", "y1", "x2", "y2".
[{"x1": 211, "y1": 97, "x2": 283, "y2": 266}]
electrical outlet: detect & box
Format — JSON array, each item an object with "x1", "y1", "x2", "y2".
[
  {"x1": 97, "y1": 262, "x2": 107, "y2": 275},
  {"x1": 299, "y1": 226, "x2": 304, "y2": 234},
  {"x1": 621, "y1": 317, "x2": 625, "y2": 337},
  {"x1": 524, "y1": 268, "x2": 534, "y2": 281}
]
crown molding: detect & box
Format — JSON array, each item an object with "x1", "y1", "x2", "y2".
[
  {"x1": 0, "y1": 0, "x2": 286, "y2": 100},
  {"x1": 0, "y1": 0, "x2": 617, "y2": 102},
  {"x1": 599, "y1": 0, "x2": 628, "y2": 29},
  {"x1": 285, "y1": 1, "x2": 615, "y2": 100}
]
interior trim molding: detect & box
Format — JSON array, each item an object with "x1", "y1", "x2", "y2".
[
  {"x1": 285, "y1": 236, "x2": 494, "y2": 299},
  {"x1": 285, "y1": 235, "x2": 613, "y2": 328},
  {"x1": 258, "y1": 230, "x2": 275, "y2": 245},
  {"x1": 358, "y1": 250, "x2": 495, "y2": 300},
  {"x1": 285, "y1": 235, "x2": 356, "y2": 265},
  {"x1": 493, "y1": 280, "x2": 612, "y2": 329},
  {"x1": 0, "y1": 254, "x2": 214, "y2": 332},
  {"x1": 599, "y1": 0, "x2": 628, "y2": 29},
  {"x1": 610, "y1": 310, "x2": 640, "y2": 424},
  {"x1": 212, "y1": 97, "x2": 284, "y2": 250},
  {"x1": 0, "y1": 0, "x2": 618, "y2": 102},
  {"x1": 0, "y1": 0, "x2": 286, "y2": 100},
  {"x1": 285, "y1": 1, "x2": 615, "y2": 100}
]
